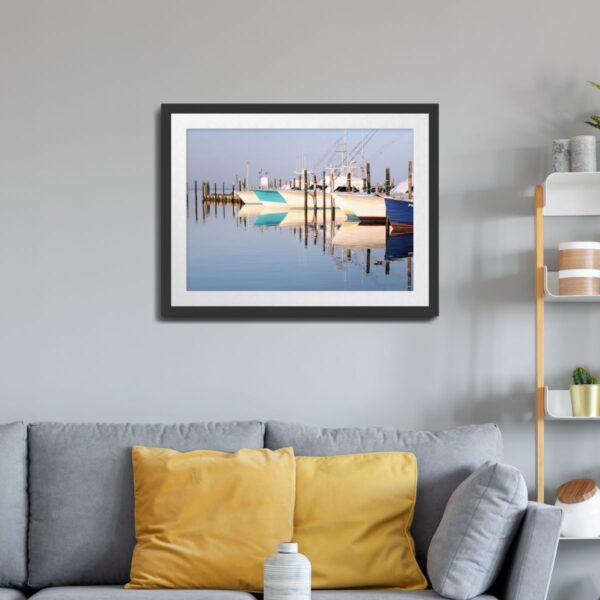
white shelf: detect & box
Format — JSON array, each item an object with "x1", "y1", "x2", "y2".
[
  {"x1": 544, "y1": 172, "x2": 600, "y2": 216},
  {"x1": 545, "y1": 388, "x2": 600, "y2": 420},
  {"x1": 544, "y1": 267, "x2": 600, "y2": 302},
  {"x1": 559, "y1": 536, "x2": 600, "y2": 541}
]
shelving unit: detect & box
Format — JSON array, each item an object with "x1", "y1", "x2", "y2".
[
  {"x1": 545, "y1": 388, "x2": 600, "y2": 420},
  {"x1": 544, "y1": 267, "x2": 600, "y2": 302},
  {"x1": 535, "y1": 172, "x2": 600, "y2": 538}
]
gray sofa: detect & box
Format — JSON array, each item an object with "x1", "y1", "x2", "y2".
[{"x1": 0, "y1": 421, "x2": 561, "y2": 600}]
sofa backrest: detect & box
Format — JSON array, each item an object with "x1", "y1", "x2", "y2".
[
  {"x1": 27, "y1": 421, "x2": 265, "y2": 588},
  {"x1": 265, "y1": 421, "x2": 503, "y2": 571},
  {"x1": 0, "y1": 422, "x2": 27, "y2": 588}
]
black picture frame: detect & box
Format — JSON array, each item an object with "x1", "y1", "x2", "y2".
[{"x1": 161, "y1": 103, "x2": 438, "y2": 319}]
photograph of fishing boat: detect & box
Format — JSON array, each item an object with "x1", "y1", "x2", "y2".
[
  {"x1": 187, "y1": 127, "x2": 413, "y2": 290},
  {"x1": 163, "y1": 105, "x2": 438, "y2": 317}
]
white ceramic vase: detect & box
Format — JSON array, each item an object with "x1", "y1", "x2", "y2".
[
  {"x1": 555, "y1": 486, "x2": 600, "y2": 538},
  {"x1": 264, "y1": 543, "x2": 311, "y2": 600},
  {"x1": 570, "y1": 135, "x2": 597, "y2": 172}
]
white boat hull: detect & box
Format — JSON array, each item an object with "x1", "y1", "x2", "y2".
[
  {"x1": 279, "y1": 190, "x2": 314, "y2": 207},
  {"x1": 237, "y1": 203, "x2": 266, "y2": 217},
  {"x1": 236, "y1": 190, "x2": 260, "y2": 204},
  {"x1": 333, "y1": 192, "x2": 386, "y2": 219}
]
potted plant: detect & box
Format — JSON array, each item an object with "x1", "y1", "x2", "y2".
[
  {"x1": 586, "y1": 82, "x2": 600, "y2": 130},
  {"x1": 571, "y1": 367, "x2": 600, "y2": 417}
]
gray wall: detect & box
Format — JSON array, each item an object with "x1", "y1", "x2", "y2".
[{"x1": 1, "y1": 1, "x2": 599, "y2": 597}]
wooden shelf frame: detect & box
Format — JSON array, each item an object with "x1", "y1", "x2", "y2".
[
  {"x1": 535, "y1": 185, "x2": 545, "y2": 502},
  {"x1": 535, "y1": 173, "x2": 600, "y2": 502}
]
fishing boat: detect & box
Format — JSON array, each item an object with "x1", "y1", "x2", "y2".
[
  {"x1": 237, "y1": 203, "x2": 266, "y2": 218},
  {"x1": 385, "y1": 232, "x2": 413, "y2": 261},
  {"x1": 236, "y1": 190, "x2": 260, "y2": 204},
  {"x1": 384, "y1": 196, "x2": 413, "y2": 228},
  {"x1": 332, "y1": 192, "x2": 386, "y2": 220},
  {"x1": 277, "y1": 189, "x2": 320, "y2": 207},
  {"x1": 251, "y1": 189, "x2": 287, "y2": 204}
]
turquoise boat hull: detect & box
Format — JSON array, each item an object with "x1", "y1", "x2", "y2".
[{"x1": 253, "y1": 189, "x2": 286, "y2": 204}]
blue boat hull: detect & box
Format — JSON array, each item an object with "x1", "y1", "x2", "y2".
[{"x1": 384, "y1": 197, "x2": 413, "y2": 227}]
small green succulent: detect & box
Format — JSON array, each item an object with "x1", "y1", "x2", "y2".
[
  {"x1": 586, "y1": 81, "x2": 600, "y2": 130},
  {"x1": 573, "y1": 367, "x2": 598, "y2": 385}
]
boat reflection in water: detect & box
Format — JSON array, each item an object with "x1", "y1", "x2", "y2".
[
  {"x1": 188, "y1": 200, "x2": 413, "y2": 292},
  {"x1": 333, "y1": 222, "x2": 386, "y2": 249},
  {"x1": 254, "y1": 208, "x2": 348, "y2": 229},
  {"x1": 385, "y1": 232, "x2": 413, "y2": 261}
]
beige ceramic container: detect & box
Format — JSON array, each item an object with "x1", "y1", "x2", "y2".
[
  {"x1": 559, "y1": 269, "x2": 600, "y2": 296},
  {"x1": 570, "y1": 384, "x2": 600, "y2": 416},
  {"x1": 559, "y1": 242, "x2": 600, "y2": 270}
]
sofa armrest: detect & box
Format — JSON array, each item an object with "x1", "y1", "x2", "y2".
[{"x1": 499, "y1": 501, "x2": 562, "y2": 600}]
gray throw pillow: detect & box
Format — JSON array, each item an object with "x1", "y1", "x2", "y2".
[{"x1": 427, "y1": 461, "x2": 528, "y2": 600}]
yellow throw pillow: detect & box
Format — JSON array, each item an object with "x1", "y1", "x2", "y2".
[
  {"x1": 293, "y1": 452, "x2": 427, "y2": 590},
  {"x1": 126, "y1": 446, "x2": 296, "y2": 591}
]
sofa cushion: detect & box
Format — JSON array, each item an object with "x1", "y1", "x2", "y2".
[
  {"x1": 27, "y1": 421, "x2": 265, "y2": 588},
  {"x1": 0, "y1": 422, "x2": 27, "y2": 588},
  {"x1": 311, "y1": 591, "x2": 497, "y2": 600},
  {"x1": 28, "y1": 587, "x2": 257, "y2": 600},
  {"x1": 265, "y1": 421, "x2": 502, "y2": 570},
  {"x1": 294, "y1": 453, "x2": 426, "y2": 589},
  {"x1": 127, "y1": 447, "x2": 296, "y2": 590},
  {"x1": 0, "y1": 590, "x2": 27, "y2": 600},
  {"x1": 427, "y1": 462, "x2": 528, "y2": 599}
]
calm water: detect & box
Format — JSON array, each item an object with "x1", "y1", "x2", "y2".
[{"x1": 187, "y1": 200, "x2": 413, "y2": 291}]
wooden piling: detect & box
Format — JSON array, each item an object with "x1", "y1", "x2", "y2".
[
  {"x1": 408, "y1": 160, "x2": 413, "y2": 199},
  {"x1": 214, "y1": 182, "x2": 217, "y2": 197},
  {"x1": 330, "y1": 173, "x2": 335, "y2": 213},
  {"x1": 385, "y1": 261, "x2": 390, "y2": 275},
  {"x1": 407, "y1": 256, "x2": 412, "y2": 290},
  {"x1": 347, "y1": 172, "x2": 352, "y2": 191},
  {"x1": 322, "y1": 181, "x2": 326, "y2": 253},
  {"x1": 366, "y1": 249, "x2": 371, "y2": 274},
  {"x1": 366, "y1": 163, "x2": 371, "y2": 192},
  {"x1": 363, "y1": 178, "x2": 367, "y2": 192},
  {"x1": 313, "y1": 174, "x2": 318, "y2": 209},
  {"x1": 385, "y1": 168, "x2": 391, "y2": 195},
  {"x1": 304, "y1": 169, "x2": 308, "y2": 213}
]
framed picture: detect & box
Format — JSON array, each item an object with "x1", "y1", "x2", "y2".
[{"x1": 162, "y1": 104, "x2": 438, "y2": 318}]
